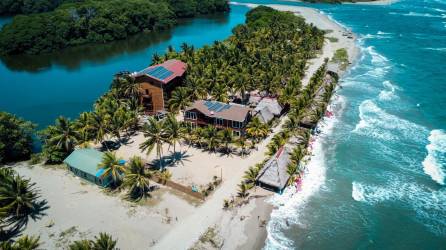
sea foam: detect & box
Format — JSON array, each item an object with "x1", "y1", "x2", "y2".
[
  {"x1": 264, "y1": 95, "x2": 346, "y2": 250},
  {"x1": 378, "y1": 80, "x2": 399, "y2": 101},
  {"x1": 352, "y1": 174, "x2": 446, "y2": 236},
  {"x1": 422, "y1": 129, "x2": 446, "y2": 185},
  {"x1": 353, "y1": 100, "x2": 427, "y2": 142}
]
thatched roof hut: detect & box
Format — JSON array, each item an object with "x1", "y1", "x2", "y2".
[{"x1": 256, "y1": 146, "x2": 292, "y2": 192}]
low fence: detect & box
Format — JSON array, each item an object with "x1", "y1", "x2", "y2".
[{"x1": 152, "y1": 176, "x2": 205, "y2": 200}]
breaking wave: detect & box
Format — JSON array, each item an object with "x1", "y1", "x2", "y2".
[
  {"x1": 265, "y1": 95, "x2": 346, "y2": 250},
  {"x1": 378, "y1": 80, "x2": 399, "y2": 101},
  {"x1": 422, "y1": 130, "x2": 446, "y2": 185},
  {"x1": 352, "y1": 176, "x2": 446, "y2": 236},
  {"x1": 353, "y1": 100, "x2": 427, "y2": 142}
]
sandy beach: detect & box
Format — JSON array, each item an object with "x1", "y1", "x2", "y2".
[
  {"x1": 281, "y1": 0, "x2": 397, "y2": 5},
  {"x1": 154, "y1": 4, "x2": 360, "y2": 250},
  {"x1": 9, "y1": 4, "x2": 360, "y2": 250}
]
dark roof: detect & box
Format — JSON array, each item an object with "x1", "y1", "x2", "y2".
[
  {"x1": 133, "y1": 59, "x2": 187, "y2": 84},
  {"x1": 185, "y1": 100, "x2": 251, "y2": 122}
]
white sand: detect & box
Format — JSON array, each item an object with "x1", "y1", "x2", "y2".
[
  {"x1": 153, "y1": 5, "x2": 360, "y2": 249},
  {"x1": 13, "y1": 5, "x2": 360, "y2": 249},
  {"x1": 14, "y1": 164, "x2": 198, "y2": 249}
]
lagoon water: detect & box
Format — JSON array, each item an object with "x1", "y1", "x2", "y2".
[{"x1": 1, "y1": 0, "x2": 445, "y2": 249}]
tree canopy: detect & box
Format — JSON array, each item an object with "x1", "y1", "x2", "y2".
[
  {"x1": 0, "y1": 112, "x2": 36, "y2": 164},
  {"x1": 0, "y1": 0, "x2": 229, "y2": 55}
]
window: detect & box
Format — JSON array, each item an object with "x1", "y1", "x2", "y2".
[
  {"x1": 185, "y1": 111, "x2": 197, "y2": 120},
  {"x1": 233, "y1": 130, "x2": 241, "y2": 137},
  {"x1": 215, "y1": 118, "x2": 224, "y2": 126},
  {"x1": 232, "y1": 121, "x2": 242, "y2": 128},
  {"x1": 145, "y1": 89, "x2": 149, "y2": 95}
]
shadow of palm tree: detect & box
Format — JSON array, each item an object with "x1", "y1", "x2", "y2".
[
  {"x1": 150, "y1": 151, "x2": 192, "y2": 169},
  {"x1": 0, "y1": 199, "x2": 49, "y2": 241}
]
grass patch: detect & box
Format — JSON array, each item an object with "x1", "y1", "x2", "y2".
[
  {"x1": 331, "y1": 48, "x2": 349, "y2": 70},
  {"x1": 327, "y1": 36, "x2": 338, "y2": 43}
]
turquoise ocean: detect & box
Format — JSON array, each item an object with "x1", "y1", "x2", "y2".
[{"x1": 0, "y1": 0, "x2": 445, "y2": 248}]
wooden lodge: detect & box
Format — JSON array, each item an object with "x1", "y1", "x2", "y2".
[
  {"x1": 131, "y1": 59, "x2": 187, "y2": 114},
  {"x1": 184, "y1": 100, "x2": 251, "y2": 136}
]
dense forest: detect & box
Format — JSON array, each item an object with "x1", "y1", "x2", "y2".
[
  {"x1": 0, "y1": 0, "x2": 229, "y2": 55},
  {"x1": 0, "y1": 0, "x2": 77, "y2": 15}
]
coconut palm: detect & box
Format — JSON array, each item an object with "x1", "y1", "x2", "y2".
[
  {"x1": 0, "y1": 235, "x2": 40, "y2": 250},
  {"x1": 98, "y1": 152, "x2": 126, "y2": 188},
  {"x1": 140, "y1": 117, "x2": 168, "y2": 169},
  {"x1": 235, "y1": 136, "x2": 250, "y2": 157},
  {"x1": 164, "y1": 114, "x2": 184, "y2": 154},
  {"x1": 49, "y1": 116, "x2": 79, "y2": 153},
  {"x1": 157, "y1": 170, "x2": 172, "y2": 185},
  {"x1": 203, "y1": 125, "x2": 221, "y2": 152},
  {"x1": 219, "y1": 129, "x2": 233, "y2": 153},
  {"x1": 69, "y1": 240, "x2": 92, "y2": 250},
  {"x1": 168, "y1": 87, "x2": 191, "y2": 113},
  {"x1": 237, "y1": 183, "x2": 250, "y2": 198},
  {"x1": 13, "y1": 235, "x2": 40, "y2": 250},
  {"x1": 92, "y1": 233, "x2": 117, "y2": 250},
  {"x1": 0, "y1": 168, "x2": 47, "y2": 239},
  {"x1": 123, "y1": 156, "x2": 152, "y2": 201},
  {"x1": 246, "y1": 117, "x2": 269, "y2": 143},
  {"x1": 88, "y1": 112, "x2": 108, "y2": 145},
  {"x1": 243, "y1": 167, "x2": 259, "y2": 185}
]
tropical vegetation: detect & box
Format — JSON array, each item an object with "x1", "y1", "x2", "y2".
[
  {"x1": 0, "y1": 234, "x2": 41, "y2": 250},
  {"x1": 0, "y1": 0, "x2": 229, "y2": 55},
  {"x1": 68, "y1": 232, "x2": 117, "y2": 250},
  {"x1": 0, "y1": 167, "x2": 47, "y2": 241},
  {"x1": 0, "y1": 112, "x2": 36, "y2": 164}
]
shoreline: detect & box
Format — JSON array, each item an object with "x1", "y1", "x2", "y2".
[
  {"x1": 226, "y1": 3, "x2": 361, "y2": 249},
  {"x1": 279, "y1": 0, "x2": 397, "y2": 5}
]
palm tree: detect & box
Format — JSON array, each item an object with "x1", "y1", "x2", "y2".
[
  {"x1": 140, "y1": 117, "x2": 168, "y2": 170},
  {"x1": 219, "y1": 129, "x2": 233, "y2": 153},
  {"x1": 92, "y1": 233, "x2": 117, "y2": 250},
  {"x1": 235, "y1": 136, "x2": 250, "y2": 157},
  {"x1": 203, "y1": 125, "x2": 221, "y2": 152},
  {"x1": 69, "y1": 240, "x2": 92, "y2": 250},
  {"x1": 164, "y1": 114, "x2": 184, "y2": 154},
  {"x1": 98, "y1": 152, "x2": 126, "y2": 188},
  {"x1": 123, "y1": 156, "x2": 152, "y2": 201},
  {"x1": 13, "y1": 235, "x2": 40, "y2": 250},
  {"x1": 0, "y1": 235, "x2": 40, "y2": 250},
  {"x1": 49, "y1": 116, "x2": 79, "y2": 153},
  {"x1": 157, "y1": 170, "x2": 172, "y2": 185},
  {"x1": 168, "y1": 87, "x2": 191, "y2": 113},
  {"x1": 0, "y1": 172, "x2": 42, "y2": 227},
  {"x1": 88, "y1": 112, "x2": 108, "y2": 146},
  {"x1": 246, "y1": 117, "x2": 269, "y2": 143},
  {"x1": 243, "y1": 167, "x2": 259, "y2": 186},
  {"x1": 237, "y1": 183, "x2": 250, "y2": 198}
]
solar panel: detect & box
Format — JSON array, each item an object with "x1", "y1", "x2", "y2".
[{"x1": 145, "y1": 66, "x2": 173, "y2": 80}]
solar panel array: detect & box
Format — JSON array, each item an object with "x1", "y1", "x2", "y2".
[
  {"x1": 143, "y1": 66, "x2": 173, "y2": 80},
  {"x1": 204, "y1": 101, "x2": 232, "y2": 113}
]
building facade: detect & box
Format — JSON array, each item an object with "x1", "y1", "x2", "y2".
[
  {"x1": 184, "y1": 100, "x2": 251, "y2": 136},
  {"x1": 132, "y1": 59, "x2": 187, "y2": 114}
]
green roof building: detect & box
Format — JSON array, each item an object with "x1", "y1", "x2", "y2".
[{"x1": 63, "y1": 148, "x2": 111, "y2": 187}]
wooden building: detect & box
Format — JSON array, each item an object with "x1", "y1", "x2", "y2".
[
  {"x1": 132, "y1": 59, "x2": 187, "y2": 114},
  {"x1": 184, "y1": 100, "x2": 251, "y2": 136}
]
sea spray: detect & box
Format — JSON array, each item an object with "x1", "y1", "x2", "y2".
[
  {"x1": 422, "y1": 129, "x2": 446, "y2": 185},
  {"x1": 264, "y1": 95, "x2": 346, "y2": 250}
]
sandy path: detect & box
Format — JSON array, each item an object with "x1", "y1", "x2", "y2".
[{"x1": 153, "y1": 5, "x2": 359, "y2": 249}]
